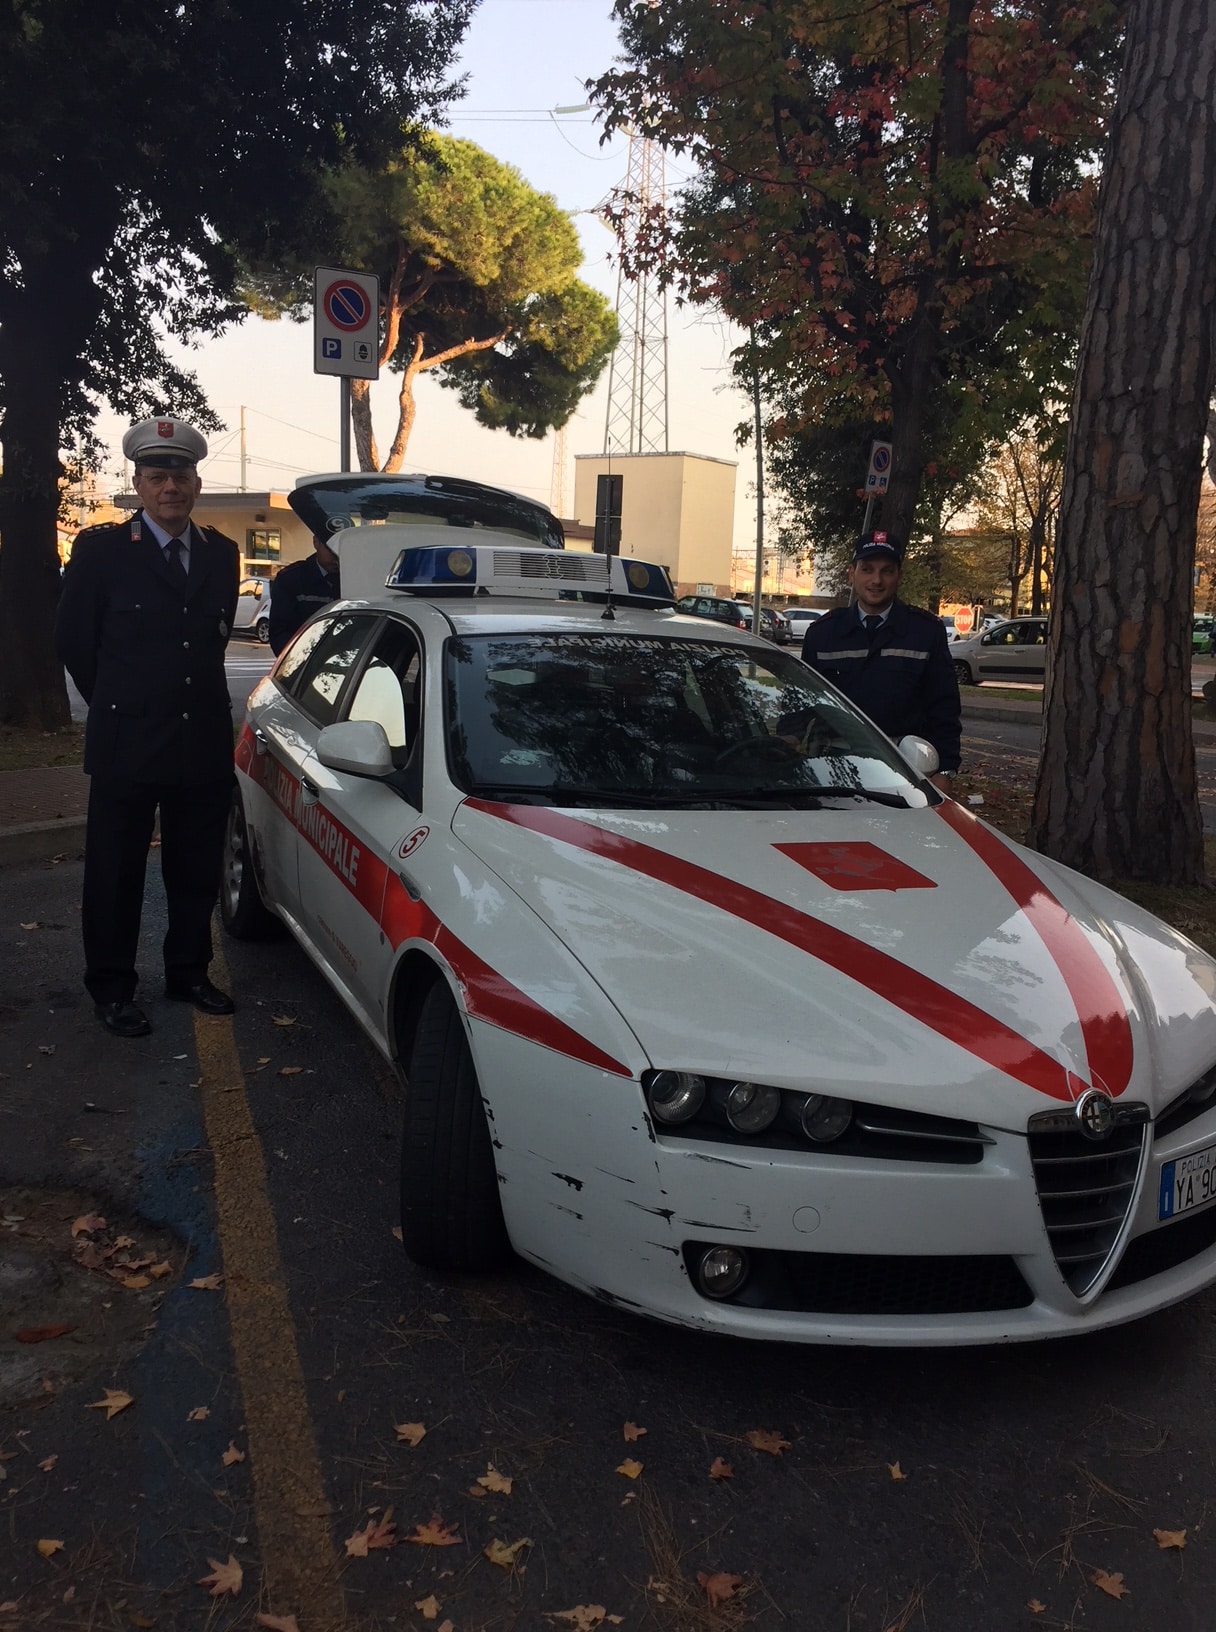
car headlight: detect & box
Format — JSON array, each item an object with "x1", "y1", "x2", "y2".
[
  {"x1": 646, "y1": 1070, "x2": 706, "y2": 1125},
  {"x1": 725, "y1": 1080, "x2": 782, "y2": 1133},
  {"x1": 799, "y1": 1093, "x2": 853, "y2": 1142}
]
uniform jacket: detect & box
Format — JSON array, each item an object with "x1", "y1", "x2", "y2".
[
  {"x1": 268, "y1": 555, "x2": 340, "y2": 654},
  {"x1": 800, "y1": 599, "x2": 962, "y2": 772},
  {"x1": 56, "y1": 513, "x2": 239, "y2": 784}
]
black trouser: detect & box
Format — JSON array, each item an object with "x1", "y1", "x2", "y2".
[{"x1": 82, "y1": 775, "x2": 233, "y2": 1004}]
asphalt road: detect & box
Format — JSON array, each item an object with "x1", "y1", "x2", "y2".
[{"x1": 3, "y1": 848, "x2": 1216, "y2": 1629}]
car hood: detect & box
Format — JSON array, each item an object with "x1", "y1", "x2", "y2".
[{"x1": 450, "y1": 797, "x2": 1216, "y2": 1130}]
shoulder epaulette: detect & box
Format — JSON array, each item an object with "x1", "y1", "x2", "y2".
[{"x1": 73, "y1": 520, "x2": 124, "y2": 540}]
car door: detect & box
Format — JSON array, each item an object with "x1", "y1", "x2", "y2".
[
  {"x1": 294, "y1": 615, "x2": 426, "y2": 1039},
  {"x1": 974, "y1": 621, "x2": 1028, "y2": 680}
]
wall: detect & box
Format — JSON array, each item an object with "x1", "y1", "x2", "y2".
[
  {"x1": 115, "y1": 491, "x2": 314, "y2": 578},
  {"x1": 572, "y1": 452, "x2": 735, "y2": 594}
]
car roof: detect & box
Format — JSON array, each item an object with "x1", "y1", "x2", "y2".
[{"x1": 323, "y1": 595, "x2": 768, "y2": 646}]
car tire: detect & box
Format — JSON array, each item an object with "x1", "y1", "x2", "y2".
[
  {"x1": 953, "y1": 660, "x2": 975, "y2": 685},
  {"x1": 256, "y1": 617, "x2": 270, "y2": 645},
  {"x1": 219, "y1": 789, "x2": 284, "y2": 939},
  {"x1": 400, "y1": 981, "x2": 510, "y2": 1273}
]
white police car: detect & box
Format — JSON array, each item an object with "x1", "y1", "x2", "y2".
[{"x1": 222, "y1": 475, "x2": 1216, "y2": 1345}]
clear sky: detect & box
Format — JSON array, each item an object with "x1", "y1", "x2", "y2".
[{"x1": 91, "y1": 0, "x2": 757, "y2": 563}]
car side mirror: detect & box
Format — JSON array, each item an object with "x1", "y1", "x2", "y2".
[
  {"x1": 896, "y1": 735, "x2": 940, "y2": 780},
  {"x1": 316, "y1": 720, "x2": 394, "y2": 779}
]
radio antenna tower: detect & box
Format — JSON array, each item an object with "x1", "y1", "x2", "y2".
[
  {"x1": 602, "y1": 133, "x2": 669, "y2": 455},
  {"x1": 550, "y1": 422, "x2": 568, "y2": 517}
]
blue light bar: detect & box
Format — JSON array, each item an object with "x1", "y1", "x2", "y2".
[{"x1": 384, "y1": 544, "x2": 676, "y2": 606}]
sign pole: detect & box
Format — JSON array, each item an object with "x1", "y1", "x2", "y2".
[{"x1": 340, "y1": 378, "x2": 352, "y2": 473}]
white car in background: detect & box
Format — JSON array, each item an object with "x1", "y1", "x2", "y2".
[
  {"x1": 233, "y1": 575, "x2": 272, "y2": 644},
  {"x1": 785, "y1": 607, "x2": 823, "y2": 643},
  {"x1": 220, "y1": 475, "x2": 1216, "y2": 1346}
]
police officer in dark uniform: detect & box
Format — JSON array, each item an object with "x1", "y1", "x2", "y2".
[
  {"x1": 268, "y1": 533, "x2": 340, "y2": 655},
  {"x1": 56, "y1": 418, "x2": 240, "y2": 1036},
  {"x1": 801, "y1": 530, "x2": 961, "y2": 791}
]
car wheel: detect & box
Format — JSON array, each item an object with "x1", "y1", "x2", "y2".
[
  {"x1": 400, "y1": 981, "x2": 510, "y2": 1273},
  {"x1": 219, "y1": 789, "x2": 283, "y2": 939},
  {"x1": 255, "y1": 617, "x2": 270, "y2": 645},
  {"x1": 953, "y1": 660, "x2": 975, "y2": 685}
]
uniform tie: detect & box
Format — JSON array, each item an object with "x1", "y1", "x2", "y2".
[
  {"x1": 863, "y1": 613, "x2": 882, "y2": 640},
  {"x1": 165, "y1": 536, "x2": 188, "y2": 586}
]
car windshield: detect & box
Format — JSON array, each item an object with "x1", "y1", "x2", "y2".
[{"x1": 444, "y1": 633, "x2": 928, "y2": 808}]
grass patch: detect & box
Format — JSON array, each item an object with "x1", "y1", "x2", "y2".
[{"x1": 0, "y1": 722, "x2": 85, "y2": 770}]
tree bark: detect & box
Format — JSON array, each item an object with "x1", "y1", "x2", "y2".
[{"x1": 1029, "y1": 0, "x2": 1216, "y2": 883}]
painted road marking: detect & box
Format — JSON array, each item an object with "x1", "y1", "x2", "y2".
[{"x1": 195, "y1": 941, "x2": 345, "y2": 1628}]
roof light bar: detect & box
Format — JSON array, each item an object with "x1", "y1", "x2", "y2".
[{"x1": 384, "y1": 544, "x2": 676, "y2": 606}]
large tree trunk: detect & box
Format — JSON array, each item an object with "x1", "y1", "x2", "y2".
[
  {"x1": 0, "y1": 268, "x2": 98, "y2": 730},
  {"x1": 1029, "y1": 0, "x2": 1216, "y2": 884}
]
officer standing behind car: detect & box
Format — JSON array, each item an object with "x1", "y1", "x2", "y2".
[
  {"x1": 801, "y1": 530, "x2": 961, "y2": 792},
  {"x1": 268, "y1": 533, "x2": 341, "y2": 654},
  {"x1": 55, "y1": 418, "x2": 240, "y2": 1037}
]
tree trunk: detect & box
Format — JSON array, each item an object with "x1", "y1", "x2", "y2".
[
  {"x1": 1029, "y1": 0, "x2": 1216, "y2": 884},
  {"x1": 350, "y1": 379, "x2": 380, "y2": 473}
]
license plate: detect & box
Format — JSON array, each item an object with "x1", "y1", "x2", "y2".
[{"x1": 1158, "y1": 1140, "x2": 1216, "y2": 1221}]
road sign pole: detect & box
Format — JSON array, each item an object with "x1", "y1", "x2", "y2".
[{"x1": 340, "y1": 377, "x2": 352, "y2": 473}]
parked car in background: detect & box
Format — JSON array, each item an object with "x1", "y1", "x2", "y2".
[
  {"x1": 1193, "y1": 615, "x2": 1214, "y2": 653},
  {"x1": 233, "y1": 576, "x2": 272, "y2": 644},
  {"x1": 786, "y1": 607, "x2": 822, "y2": 643},
  {"x1": 675, "y1": 594, "x2": 749, "y2": 630},
  {"x1": 734, "y1": 603, "x2": 791, "y2": 643},
  {"x1": 951, "y1": 617, "x2": 1048, "y2": 685}
]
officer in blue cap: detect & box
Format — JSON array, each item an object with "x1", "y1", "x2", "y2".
[
  {"x1": 800, "y1": 529, "x2": 961, "y2": 789},
  {"x1": 56, "y1": 417, "x2": 241, "y2": 1036}
]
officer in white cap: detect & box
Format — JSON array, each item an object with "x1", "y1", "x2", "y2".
[{"x1": 55, "y1": 416, "x2": 241, "y2": 1036}]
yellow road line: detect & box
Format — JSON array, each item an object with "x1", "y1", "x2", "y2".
[{"x1": 195, "y1": 941, "x2": 346, "y2": 1630}]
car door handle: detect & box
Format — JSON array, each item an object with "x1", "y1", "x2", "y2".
[
  {"x1": 300, "y1": 776, "x2": 320, "y2": 805},
  {"x1": 254, "y1": 728, "x2": 268, "y2": 755}
]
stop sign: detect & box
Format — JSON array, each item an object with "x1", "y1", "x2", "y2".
[{"x1": 953, "y1": 606, "x2": 975, "y2": 636}]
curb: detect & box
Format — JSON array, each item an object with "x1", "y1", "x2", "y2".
[
  {"x1": 962, "y1": 698, "x2": 1216, "y2": 739},
  {"x1": 0, "y1": 818, "x2": 87, "y2": 868}
]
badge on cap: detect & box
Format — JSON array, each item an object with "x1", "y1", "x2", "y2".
[{"x1": 157, "y1": 421, "x2": 174, "y2": 439}]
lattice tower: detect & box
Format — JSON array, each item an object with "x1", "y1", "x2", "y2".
[
  {"x1": 549, "y1": 422, "x2": 568, "y2": 517},
  {"x1": 602, "y1": 133, "x2": 670, "y2": 455}
]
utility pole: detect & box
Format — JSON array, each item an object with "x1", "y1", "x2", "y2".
[{"x1": 239, "y1": 405, "x2": 248, "y2": 493}]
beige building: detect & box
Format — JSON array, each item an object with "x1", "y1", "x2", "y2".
[
  {"x1": 114, "y1": 490, "x2": 315, "y2": 579},
  {"x1": 572, "y1": 452, "x2": 736, "y2": 595}
]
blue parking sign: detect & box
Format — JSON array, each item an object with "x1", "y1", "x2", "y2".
[{"x1": 322, "y1": 337, "x2": 342, "y2": 360}]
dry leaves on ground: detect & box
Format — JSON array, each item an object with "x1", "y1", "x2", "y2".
[
  {"x1": 698, "y1": 1572, "x2": 745, "y2": 1609},
  {"x1": 187, "y1": 1407, "x2": 209, "y2": 1422},
  {"x1": 616, "y1": 1458, "x2": 644, "y2": 1479},
  {"x1": 1092, "y1": 1569, "x2": 1129, "y2": 1600},
  {"x1": 87, "y1": 1389, "x2": 133, "y2": 1420},
  {"x1": 745, "y1": 1429, "x2": 790, "y2": 1456},
  {"x1": 198, "y1": 1556, "x2": 243, "y2": 1597},
  {"x1": 1153, "y1": 1528, "x2": 1186, "y2": 1549},
  {"x1": 484, "y1": 1536, "x2": 532, "y2": 1569},
  {"x1": 888, "y1": 1461, "x2": 906, "y2": 1481},
  {"x1": 255, "y1": 1615, "x2": 301, "y2": 1632},
  {"x1": 35, "y1": 1540, "x2": 63, "y2": 1559},
  {"x1": 37, "y1": 1456, "x2": 57, "y2": 1473},
  {"x1": 15, "y1": 1325, "x2": 74, "y2": 1344},
  {"x1": 394, "y1": 1421, "x2": 426, "y2": 1446},
  {"x1": 475, "y1": 1465, "x2": 513, "y2": 1495},
  {"x1": 188, "y1": 1274, "x2": 223, "y2": 1291},
  {"x1": 414, "y1": 1596, "x2": 442, "y2": 1622},
  {"x1": 709, "y1": 1458, "x2": 734, "y2": 1481},
  {"x1": 345, "y1": 1511, "x2": 397, "y2": 1556},
  {"x1": 407, "y1": 1516, "x2": 462, "y2": 1547},
  {"x1": 548, "y1": 1609, "x2": 624, "y2": 1630},
  {"x1": 1027, "y1": 1602, "x2": 1046, "y2": 1615},
  {"x1": 623, "y1": 1421, "x2": 647, "y2": 1441},
  {"x1": 277, "y1": 1066, "x2": 303, "y2": 1077},
  {"x1": 221, "y1": 1441, "x2": 245, "y2": 1467},
  {"x1": 272, "y1": 1015, "x2": 296, "y2": 1026}
]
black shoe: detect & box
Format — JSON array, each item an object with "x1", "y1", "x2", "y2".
[
  {"x1": 95, "y1": 1000, "x2": 152, "y2": 1038},
  {"x1": 165, "y1": 977, "x2": 235, "y2": 1016}
]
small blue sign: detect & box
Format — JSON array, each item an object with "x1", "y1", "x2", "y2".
[
  {"x1": 322, "y1": 338, "x2": 341, "y2": 360},
  {"x1": 1159, "y1": 1159, "x2": 1176, "y2": 1218}
]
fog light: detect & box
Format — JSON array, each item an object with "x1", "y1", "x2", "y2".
[
  {"x1": 647, "y1": 1071, "x2": 706, "y2": 1125},
  {"x1": 725, "y1": 1080, "x2": 781, "y2": 1133},
  {"x1": 800, "y1": 1093, "x2": 853, "y2": 1142},
  {"x1": 697, "y1": 1245, "x2": 750, "y2": 1300}
]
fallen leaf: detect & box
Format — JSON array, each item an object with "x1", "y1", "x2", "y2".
[
  {"x1": 38, "y1": 1044, "x2": 55, "y2": 1056},
  {"x1": 0, "y1": 1450, "x2": 15, "y2": 1462},
  {"x1": 254, "y1": 1615, "x2": 300, "y2": 1632},
  {"x1": 709, "y1": 1457, "x2": 734, "y2": 1481},
  {"x1": 1153, "y1": 1528, "x2": 1187, "y2": 1550},
  {"x1": 616, "y1": 1458, "x2": 643, "y2": 1479},
  {"x1": 148, "y1": 1261, "x2": 172, "y2": 1280},
  {"x1": 113, "y1": 1235, "x2": 136, "y2": 1249},
  {"x1": 438, "y1": 1623, "x2": 454, "y2": 1632},
  {"x1": 623, "y1": 1421, "x2": 647, "y2": 1441},
  {"x1": 188, "y1": 1275, "x2": 223, "y2": 1291},
  {"x1": 71, "y1": 1213, "x2": 106, "y2": 1237},
  {"x1": 548, "y1": 1610, "x2": 624, "y2": 1631},
  {"x1": 277, "y1": 1066, "x2": 303, "y2": 1077},
  {"x1": 394, "y1": 1421, "x2": 426, "y2": 1446},
  {"x1": 1091, "y1": 1569, "x2": 1129, "y2": 1600},
  {"x1": 414, "y1": 1597, "x2": 442, "y2": 1622},
  {"x1": 15, "y1": 1325, "x2": 74, "y2": 1344},
  {"x1": 120, "y1": 1274, "x2": 151, "y2": 1290},
  {"x1": 484, "y1": 1536, "x2": 532, "y2": 1569},
  {"x1": 221, "y1": 1441, "x2": 245, "y2": 1467},
  {"x1": 406, "y1": 1516, "x2": 462, "y2": 1547},
  {"x1": 698, "y1": 1571, "x2": 744, "y2": 1609},
  {"x1": 198, "y1": 1555, "x2": 243, "y2": 1597},
  {"x1": 187, "y1": 1407, "x2": 209, "y2": 1422},
  {"x1": 20, "y1": 922, "x2": 40, "y2": 931},
  {"x1": 36, "y1": 1539, "x2": 64, "y2": 1558},
  {"x1": 746, "y1": 1429, "x2": 790, "y2": 1456},
  {"x1": 391, "y1": 1225, "x2": 403, "y2": 1241},
  {"x1": 38, "y1": 1455, "x2": 57, "y2": 1472},
  {"x1": 272, "y1": 1015, "x2": 296, "y2": 1026},
  {"x1": 128, "y1": 1613, "x2": 156, "y2": 1628},
  {"x1": 256, "y1": 1056, "x2": 272, "y2": 1066},
  {"x1": 0, "y1": 1604, "x2": 20, "y2": 1615},
  {"x1": 477, "y1": 1465, "x2": 513, "y2": 1495},
  {"x1": 888, "y1": 1461, "x2": 907, "y2": 1481},
  {"x1": 1027, "y1": 1603, "x2": 1046, "y2": 1616},
  {"x1": 345, "y1": 1509, "x2": 397, "y2": 1555},
  {"x1": 87, "y1": 1388, "x2": 133, "y2": 1420}
]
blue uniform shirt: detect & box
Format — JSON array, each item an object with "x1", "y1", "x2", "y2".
[{"x1": 800, "y1": 599, "x2": 962, "y2": 772}]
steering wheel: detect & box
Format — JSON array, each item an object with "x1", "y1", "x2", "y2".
[{"x1": 714, "y1": 735, "x2": 800, "y2": 770}]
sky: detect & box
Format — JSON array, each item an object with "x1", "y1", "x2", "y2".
[{"x1": 90, "y1": 0, "x2": 759, "y2": 567}]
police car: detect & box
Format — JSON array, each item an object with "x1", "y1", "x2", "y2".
[{"x1": 223, "y1": 474, "x2": 1216, "y2": 1345}]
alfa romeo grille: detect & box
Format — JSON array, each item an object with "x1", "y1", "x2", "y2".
[{"x1": 1027, "y1": 1113, "x2": 1147, "y2": 1295}]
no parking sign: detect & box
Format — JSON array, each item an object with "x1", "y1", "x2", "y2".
[{"x1": 313, "y1": 266, "x2": 380, "y2": 380}]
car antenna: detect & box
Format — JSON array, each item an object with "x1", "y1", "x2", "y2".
[{"x1": 601, "y1": 587, "x2": 616, "y2": 621}]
